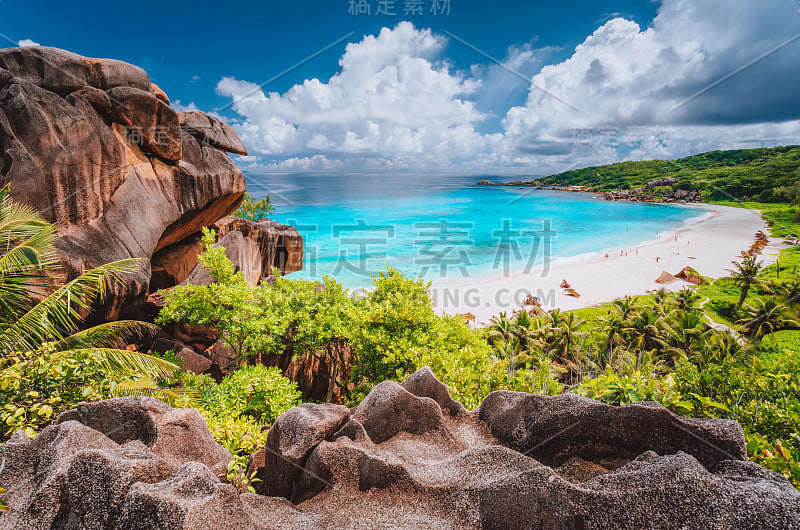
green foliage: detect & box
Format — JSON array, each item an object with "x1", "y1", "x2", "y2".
[
  {"x1": 226, "y1": 457, "x2": 261, "y2": 493},
  {"x1": 174, "y1": 367, "x2": 300, "y2": 458},
  {"x1": 0, "y1": 344, "x2": 106, "y2": 438},
  {"x1": 0, "y1": 186, "x2": 183, "y2": 441},
  {"x1": 347, "y1": 268, "x2": 503, "y2": 407},
  {"x1": 207, "y1": 365, "x2": 301, "y2": 425},
  {"x1": 540, "y1": 145, "x2": 800, "y2": 202},
  {"x1": 726, "y1": 255, "x2": 765, "y2": 310},
  {"x1": 554, "y1": 277, "x2": 800, "y2": 487},
  {"x1": 157, "y1": 228, "x2": 285, "y2": 364},
  {"x1": 232, "y1": 192, "x2": 274, "y2": 221},
  {"x1": 573, "y1": 370, "x2": 685, "y2": 409}
]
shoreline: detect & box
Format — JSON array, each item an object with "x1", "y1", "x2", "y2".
[{"x1": 431, "y1": 203, "x2": 784, "y2": 325}]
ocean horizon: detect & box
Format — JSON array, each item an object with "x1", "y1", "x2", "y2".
[{"x1": 246, "y1": 173, "x2": 704, "y2": 289}]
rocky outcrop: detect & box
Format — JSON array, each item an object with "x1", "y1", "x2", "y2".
[
  {"x1": 256, "y1": 403, "x2": 350, "y2": 498},
  {"x1": 601, "y1": 186, "x2": 701, "y2": 203},
  {"x1": 260, "y1": 370, "x2": 800, "y2": 528},
  {"x1": 215, "y1": 216, "x2": 303, "y2": 276},
  {"x1": 54, "y1": 396, "x2": 233, "y2": 475},
  {"x1": 0, "y1": 46, "x2": 301, "y2": 320},
  {"x1": 475, "y1": 391, "x2": 745, "y2": 468},
  {"x1": 3, "y1": 371, "x2": 799, "y2": 529},
  {"x1": 182, "y1": 230, "x2": 263, "y2": 287},
  {"x1": 646, "y1": 176, "x2": 679, "y2": 188},
  {"x1": 0, "y1": 419, "x2": 317, "y2": 529}
]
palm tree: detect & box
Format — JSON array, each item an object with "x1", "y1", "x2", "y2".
[
  {"x1": 612, "y1": 295, "x2": 639, "y2": 320},
  {"x1": 773, "y1": 274, "x2": 800, "y2": 306},
  {"x1": 695, "y1": 331, "x2": 752, "y2": 370},
  {"x1": 547, "y1": 311, "x2": 587, "y2": 364},
  {"x1": 597, "y1": 313, "x2": 626, "y2": 358},
  {"x1": 488, "y1": 312, "x2": 516, "y2": 346},
  {"x1": 736, "y1": 299, "x2": 799, "y2": 341},
  {"x1": 726, "y1": 255, "x2": 764, "y2": 310},
  {"x1": 659, "y1": 310, "x2": 707, "y2": 363},
  {"x1": 671, "y1": 287, "x2": 702, "y2": 313},
  {"x1": 625, "y1": 308, "x2": 665, "y2": 353},
  {"x1": 0, "y1": 186, "x2": 183, "y2": 403}
]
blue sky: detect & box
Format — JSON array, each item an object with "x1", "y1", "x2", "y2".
[{"x1": 3, "y1": 0, "x2": 800, "y2": 174}]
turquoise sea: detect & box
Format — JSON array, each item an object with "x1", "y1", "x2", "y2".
[{"x1": 246, "y1": 174, "x2": 703, "y2": 289}]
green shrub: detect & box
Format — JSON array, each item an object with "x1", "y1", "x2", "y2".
[
  {"x1": 233, "y1": 192, "x2": 274, "y2": 221},
  {"x1": 178, "y1": 366, "x2": 300, "y2": 458},
  {"x1": 0, "y1": 344, "x2": 108, "y2": 439},
  {"x1": 347, "y1": 268, "x2": 502, "y2": 407},
  {"x1": 206, "y1": 365, "x2": 301, "y2": 425}
]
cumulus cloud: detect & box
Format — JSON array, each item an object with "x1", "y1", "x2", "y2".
[
  {"x1": 217, "y1": 22, "x2": 498, "y2": 169},
  {"x1": 217, "y1": 2, "x2": 800, "y2": 174},
  {"x1": 17, "y1": 39, "x2": 40, "y2": 47},
  {"x1": 501, "y1": 0, "x2": 800, "y2": 166}
]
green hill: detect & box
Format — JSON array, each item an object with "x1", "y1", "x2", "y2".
[{"x1": 540, "y1": 145, "x2": 800, "y2": 202}]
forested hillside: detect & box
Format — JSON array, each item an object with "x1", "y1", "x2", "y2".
[{"x1": 541, "y1": 146, "x2": 800, "y2": 202}]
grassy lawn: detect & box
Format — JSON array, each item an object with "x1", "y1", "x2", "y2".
[{"x1": 770, "y1": 329, "x2": 800, "y2": 354}]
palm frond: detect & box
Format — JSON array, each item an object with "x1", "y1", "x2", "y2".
[
  {"x1": 0, "y1": 259, "x2": 143, "y2": 353},
  {"x1": 111, "y1": 377, "x2": 200, "y2": 407},
  {"x1": 54, "y1": 348, "x2": 180, "y2": 380},
  {"x1": 53, "y1": 321, "x2": 158, "y2": 351}
]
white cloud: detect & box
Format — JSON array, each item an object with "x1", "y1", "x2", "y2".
[
  {"x1": 170, "y1": 100, "x2": 200, "y2": 112},
  {"x1": 243, "y1": 154, "x2": 344, "y2": 172},
  {"x1": 217, "y1": 22, "x2": 493, "y2": 169},
  {"x1": 17, "y1": 39, "x2": 40, "y2": 47},
  {"x1": 501, "y1": 0, "x2": 800, "y2": 165},
  {"x1": 216, "y1": 2, "x2": 800, "y2": 174},
  {"x1": 170, "y1": 100, "x2": 230, "y2": 123}
]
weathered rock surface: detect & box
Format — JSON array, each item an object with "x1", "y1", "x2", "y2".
[
  {"x1": 401, "y1": 365, "x2": 467, "y2": 417},
  {"x1": 149, "y1": 233, "x2": 205, "y2": 291},
  {"x1": 3, "y1": 370, "x2": 799, "y2": 529},
  {"x1": 263, "y1": 368, "x2": 800, "y2": 528},
  {"x1": 256, "y1": 403, "x2": 350, "y2": 498},
  {"x1": 215, "y1": 216, "x2": 303, "y2": 276},
  {"x1": 175, "y1": 347, "x2": 213, "y2": 375},
  {"x1": 0, "y1": 418, "x2": 318, "y2": 529},
  {"x1": 55, "y1": 396, "x2": 232, "y2": 475},
  {"x1": 475, "y1": 391, "x2": 745, "y2": 468},
  {"x1": 179, "y1": 110, "x2": 248, "y2": 156},
  {"x1": 0, "y1": 46, "x2": 303, "y2": 320}
]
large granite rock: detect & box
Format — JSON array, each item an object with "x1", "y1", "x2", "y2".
[
  {"x1": 182, "y1": 230, "x2": 263, "y2": 287},
  {"x1": 0, "y1": 419, "x2": 318, "y2": 529},
  {"x1": 55, "y1": 396, "x2": 233, "y2": 475},
  {"x1": 0, "y1": 46, "x2": 249, "y2": 320},
  {"x1": 475, "y1": 390, "x2": 746, "y2": 468},
  {"x1": 255, "y1": 403, "x2": 350, "y2": 498},
  {"x1": 3, "y1": 370, "x2": 799, "y2": 528},
  {"x1": 215, "y1": 216, "x2": 303, "y2": 276}
]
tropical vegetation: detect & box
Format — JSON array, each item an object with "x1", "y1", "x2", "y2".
[
  {"x1": 539, "y1": 145, "x2": 800, "y2": 202},
  {"x1": 3, "y1": 143, "x2": 800, "y2": 494}
]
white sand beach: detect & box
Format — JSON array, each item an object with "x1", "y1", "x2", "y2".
[{"x1": 432, "y1": 203, "x2": 786, "y2": 326}]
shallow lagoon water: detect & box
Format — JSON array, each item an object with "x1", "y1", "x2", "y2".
[{"x1": 246, "y1": 174, "x2": 702, "y2": 289}]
